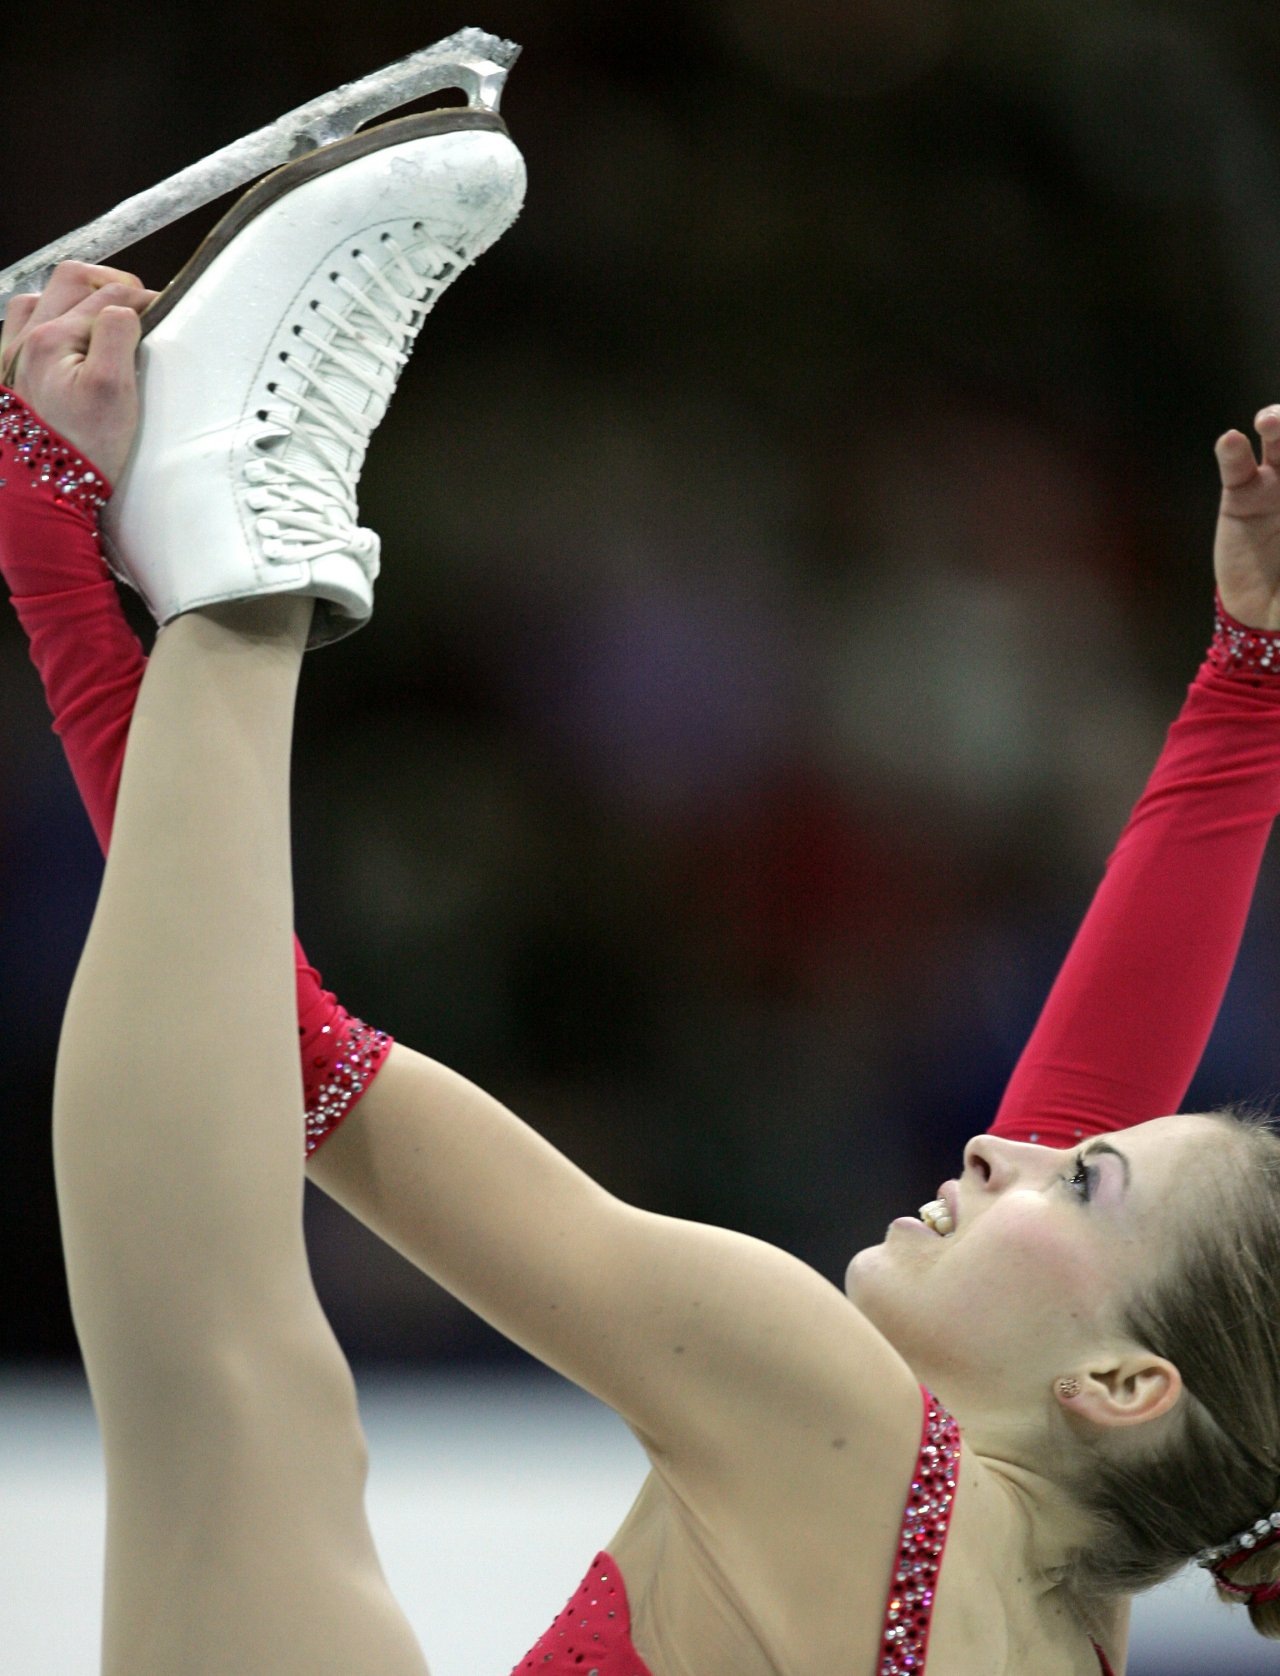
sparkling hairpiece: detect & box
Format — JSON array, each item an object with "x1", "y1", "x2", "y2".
[{"x1": 1196, "y1": 1510, "x2": 1280, "y2": 1569}]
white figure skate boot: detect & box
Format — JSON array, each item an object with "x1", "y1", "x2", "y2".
[{"x1": 99, "y1": 108, "x2": 525, "y2": 648}]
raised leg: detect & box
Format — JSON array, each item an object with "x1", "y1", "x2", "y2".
[{"x1": 52, "y1": 595, "x2": 429, "y2": 1675}]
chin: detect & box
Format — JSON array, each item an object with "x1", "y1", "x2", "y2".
[
  {"x1": 843, "y1": 1240, "x2": 884, "y2": 1304},
  {"x1": 843, "y1": 1241, "x2": 928, "y2": 1362}
]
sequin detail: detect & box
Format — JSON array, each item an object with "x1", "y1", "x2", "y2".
[
  {"x1": 303, "y1": 1015, "x2": 393, "y2": 1156},
  {"x1": 0, "y1": 389, "x2": 109, "y2": 516},
  {"x1": 1208, "y1": 594, "x2": 1280, "y2": 678},
  {"x1": 878, "y1": 1388, "x2": 961, "y2": 1676},
  {"x1": 511, "y1": 1552, "x2": 650, "y2": 1676}
]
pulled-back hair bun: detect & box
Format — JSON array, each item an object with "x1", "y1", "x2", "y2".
[{"x1": 1210, "y1": 1541, "x2": 1280, "y2": 1635}]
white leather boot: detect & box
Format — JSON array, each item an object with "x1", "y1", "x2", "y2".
[{"x1": 99, "y1": 110, "x2": 525, "y2": 648}]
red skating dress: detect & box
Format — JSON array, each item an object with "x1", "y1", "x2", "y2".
[{"x1": 514, "y1": 614, "x2": 1280, "y2": 1675}]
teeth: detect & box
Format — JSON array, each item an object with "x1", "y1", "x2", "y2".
[{"x1": 918, "y1": 1199, "x2": 954, "y2": 1236}]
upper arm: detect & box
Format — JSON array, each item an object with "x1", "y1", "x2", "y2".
[{"x1": 308, "y1": 1042, "x2": 920, "y2": 1471}]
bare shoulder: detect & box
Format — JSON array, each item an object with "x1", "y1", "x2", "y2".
[
  {"x1": 610, "y1": 1208, "x2": 930, "y2": 1478},
  {"x1": 634, "y1": 1433, "x2": 1110, "y2": 1676}
]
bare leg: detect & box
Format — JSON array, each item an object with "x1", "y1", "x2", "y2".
[{"x1": 52, "y1": 596, "x2": 429, "y2": 1676}]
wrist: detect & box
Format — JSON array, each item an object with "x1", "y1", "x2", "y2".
[
  {"x1": 0, "y1": 386, "x2": 112, "y2": 520},
  {"x1": 1208, "y1": 590, "x2": 1280, "y2": 678}
]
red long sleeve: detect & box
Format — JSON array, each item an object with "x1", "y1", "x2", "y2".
[
  {"x1": 990, "y1": 647, "x2": 1280, "y2": 1147},
  {"x1": 0, "y1": 387, "x2": 392, "y2": 1153}
]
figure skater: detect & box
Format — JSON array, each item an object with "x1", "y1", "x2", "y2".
[{"x1": 4, "y1": 107, "x2": 1280, "y2": 1676}]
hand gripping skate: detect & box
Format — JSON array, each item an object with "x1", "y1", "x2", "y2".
[{"x1": 0, "y1": 29, "x2": 526, "y2": 648}]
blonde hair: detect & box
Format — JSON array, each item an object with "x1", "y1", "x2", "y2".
[{"x1": 1059, "y1": 1105, "x2": 1280, "y2": 1637}]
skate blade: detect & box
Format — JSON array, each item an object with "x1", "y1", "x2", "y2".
[{"x1": 0, "y1": 28, "x2": 520, "y2": 317}]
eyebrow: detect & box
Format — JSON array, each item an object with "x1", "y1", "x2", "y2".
[{"x1": 1082, "y1": 1141, "x2": 1131, "y2": 1193}]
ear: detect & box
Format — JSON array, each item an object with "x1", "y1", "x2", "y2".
[{"x1": 1059, "y1": 1355, "x2": 1183, "y2": 1429}]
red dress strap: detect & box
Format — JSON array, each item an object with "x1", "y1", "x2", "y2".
[
  {"x1": 876, "y1": 1385, "x2": 963, "y2": 1674},
  {"x1": 1091, "y1": 1638, "x2": 1119, "y2": 1676}
]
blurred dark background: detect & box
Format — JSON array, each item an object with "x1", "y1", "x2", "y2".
[{"x1": 5, "y1": 0, "x2": 1280, "y2": 1378}]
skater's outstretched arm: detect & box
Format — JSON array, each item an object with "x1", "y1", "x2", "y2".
[{"x1": 990, "y1": 416, "x2": 1280, "y2": 1147}]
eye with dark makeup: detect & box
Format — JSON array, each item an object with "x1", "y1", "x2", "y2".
[{"x1": 1066, "y1": 1152, "x2": 1096, "y2": 1200}]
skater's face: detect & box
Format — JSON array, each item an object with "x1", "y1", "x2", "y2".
[{"x1": 843, "y1": 1113, "x2": 1224, "y2": 1410}]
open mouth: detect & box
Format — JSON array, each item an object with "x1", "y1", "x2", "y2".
[{"x1": 917, "y1": 1198, "x2": 955, "y2": 1237}]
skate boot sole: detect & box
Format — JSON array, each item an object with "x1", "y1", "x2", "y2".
[{"x1": 141, "y1": 107, "x2": 509, "y2": 336}]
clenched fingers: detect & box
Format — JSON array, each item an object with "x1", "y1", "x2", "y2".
[
  {"x1": 0, "y1": 292, "x2": 40, "y2": 364},
  {"x1": 83, "y1": 303, "x2": 143, "y2": 384},
  {"x1": 21, "y1": 260, "x2": 145, "y2": 334},
  {"x1": 4, "y1": 281, "x2": 155, "y2": 384}
]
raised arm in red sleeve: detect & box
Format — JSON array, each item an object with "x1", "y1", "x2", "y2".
[{"x1": 990, "y1": 605, "x2": 1280, "y2": 1147}]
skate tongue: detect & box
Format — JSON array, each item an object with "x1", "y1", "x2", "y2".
[
  {"x1": 320, "y1": 350, "x2": 398, "y2": 470},
  {"x1": 246, "y1": 201, "x2": 483, "y2": 558},
  {"x1": 248, "y1": 418, "x2": 365, "y2": 560},
  {"x1": 252, "y1": 425, "x2": 345, "y2": 495},
  {"x1": 244, "y1": 294, "x2": 402, "y2": 562},
  {"x1": 267, "y1": 269, "x2": 418, "y2": 496},
  {"x1": 268, "y1": 389, "x2": 366, "y2": 483}
]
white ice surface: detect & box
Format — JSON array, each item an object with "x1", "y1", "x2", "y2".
[{"x1": 0, "y1": 1368, "x2": 1267, "y2": 1676}]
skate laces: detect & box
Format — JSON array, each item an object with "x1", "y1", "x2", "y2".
[{"x1": 243, "y1": 225, "x2": 469, "y2": 564}]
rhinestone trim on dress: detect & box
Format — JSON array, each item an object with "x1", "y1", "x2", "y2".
[
  {"x1": 0, "y1": 389, "x2": 109, "y2": 516},
  {"x1": 303, "y1": 1014, "x2": 393, "y2": 1156},
  {"x1": 513, "y1": 1552, "x2": 632, "y2": 1675},
  {"x1": 1208, "y1": 593, "x2": 1280, "y2": 678},
  {"x1": 878, "y1": 1389, "x2": 962, "y2": 1676}
]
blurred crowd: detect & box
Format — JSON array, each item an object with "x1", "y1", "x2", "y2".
[{"x1": 5, "y1": 0, "x2": 1280, "y2": 1364}]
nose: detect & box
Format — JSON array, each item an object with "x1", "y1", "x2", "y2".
[{"x1": 962, "y1": 1133, "x2": 1060, "y2": 1192}]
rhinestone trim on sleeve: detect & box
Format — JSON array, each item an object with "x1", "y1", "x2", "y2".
[
  {"x1": 1207, "y1": 593, "x2": 1280, "y2": 678},
  {"x1": 303, "y1": 1015, "x2": 393, "y2": 1156},
  {"x1": 0, "y1": 389, "x2": 110, "y2": 516},
  {"x1": 878, "y1": 1389, "x2": 962, "y2": 1676}
]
